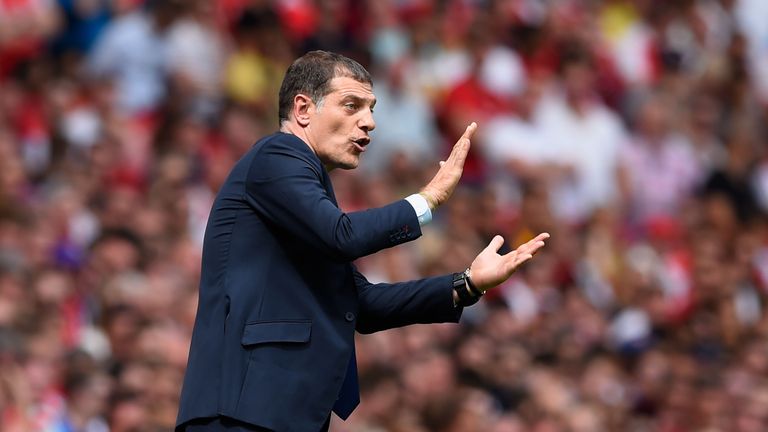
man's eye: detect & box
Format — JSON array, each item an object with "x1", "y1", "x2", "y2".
[{"x1": 344, "y1": 103, "x2": 357, "y2": 110}]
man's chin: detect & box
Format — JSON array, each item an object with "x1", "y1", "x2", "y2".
[
  {"x1": 327, "y1": 158, "x2": 360, "y2": 171},
  {"x1": 339, "y1": 157, "x2": 360, "y2": 170}
]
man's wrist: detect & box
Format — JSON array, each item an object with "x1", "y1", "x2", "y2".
[
  {"x1": 405, "y1": 193, "x2": 433, "y2": 226},
  {"x1": 418, "y1": 191, "x2": 437, "y2": 211},
  {"x1": 452, "y1": 270, "x2": 482, "y2": 308},
  {"x1": 463, "y1": 268, "x2": 483, "y2": 296}
]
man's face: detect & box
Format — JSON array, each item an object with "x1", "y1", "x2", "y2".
[{"x1": 305, "y1": 76, "x2": 376, "y2": 170}]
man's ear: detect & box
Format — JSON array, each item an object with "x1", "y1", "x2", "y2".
[{"x1": 293, "y1": 94, "x2": 312, "y2": 127}]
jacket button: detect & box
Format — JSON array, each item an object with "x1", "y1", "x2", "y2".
[{"x1": 345, "y1": 312, "x2": 355, "y2": 322}]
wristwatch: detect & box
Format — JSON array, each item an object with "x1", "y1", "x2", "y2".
[{"x1": 452, "y1": 269, "x2": 483, "y2": 307}]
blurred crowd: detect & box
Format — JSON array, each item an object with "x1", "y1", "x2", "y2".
[{"x1": 0, "y1": 0, "x2": 767, "y2": 431}]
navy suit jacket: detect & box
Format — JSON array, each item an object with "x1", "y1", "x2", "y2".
[{"x1": 176, "y1": 132, "x2": 462, "y2": 432}]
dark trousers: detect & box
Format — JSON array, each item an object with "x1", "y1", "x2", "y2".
[{"x1": 181, "y1": 415, "x2": 331, "y2": 432}]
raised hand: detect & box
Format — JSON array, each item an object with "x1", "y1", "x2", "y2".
[
  {"x1": 468, "y1": 233, "x2": 550, "y2": 292},
  {"x1": 419, "y1": 122, "x2": 477, "y2": 210}
]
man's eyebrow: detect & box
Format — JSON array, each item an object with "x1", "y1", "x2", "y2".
[{"x1": 341, "y1": 94, "x2": 376, "y2": 107}]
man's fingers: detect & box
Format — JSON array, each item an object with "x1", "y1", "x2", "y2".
[
  {"x1": 518, "y1": 253, "x2": 534, "y2": 264},
  {"x1": 444, "y1": 122, "x2": 477, "y2": 166},
  {"x1": 484, "y1": 235, "x2": 505, "y2": 254},
  {"x1": 501, "y1": 232, "x2": 550, "y2": 271},
  {"x1": 517, "y1": 240, "x2": 545, "y2": 258},
  {"x1": 423, "y1": 122, "x2": 478, "y2": 208},
  {"x1": 504, "y1": 252, "x2": 533, "y2": 274},
  {"x1": 523, "y1": 235, "x2": 548, "y2": 250},
  {"x1": 517, "y1": 233, "x2": 550, "y2": 254},
  {"x1": 461, "y1": 122, "x2": 478, "y2": 141},
  {"x1": 450, "y1": 123, "x2": 477, "y2": 155}
]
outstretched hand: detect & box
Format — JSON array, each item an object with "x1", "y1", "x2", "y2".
[
  {"x1": 468, "y1": 233, "x2": 550, "y2": 292},
  {"x1": 420, "y1": 122, "x2": 477, "y2": 210}
]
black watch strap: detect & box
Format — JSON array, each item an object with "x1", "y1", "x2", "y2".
[
  {"x1": 453, "y1": 271, "x2": 481, "y2": 307},
  {"x1": 463, "y1": 268, "x2": 483, "y2": 296}
]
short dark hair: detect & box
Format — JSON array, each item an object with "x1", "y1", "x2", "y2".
[{"x1": 278, "y1": 50, "x2": 372, "y2": 125}]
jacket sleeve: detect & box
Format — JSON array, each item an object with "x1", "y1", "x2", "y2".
[
  {"x1": 243, "y1": 137, "x2": 422, "y2": 262},
  {"x1": 353, "y1": 267, "x2": 463, "y2": 334}
]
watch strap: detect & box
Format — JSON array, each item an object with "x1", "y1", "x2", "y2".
[{"x1": 452, "y1": 271, "x2": 481, "y2": 307}]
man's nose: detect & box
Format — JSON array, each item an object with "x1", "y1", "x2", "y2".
[{"x1": 358, "y1": 110, "x2": 375, "y2": 132}]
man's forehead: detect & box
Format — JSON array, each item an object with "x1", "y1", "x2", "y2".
[{"x1": 327, "y1": 76, "x2": 375, "y2": 99}]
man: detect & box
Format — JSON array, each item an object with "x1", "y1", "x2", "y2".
[{"x1": 176, "y1": 51, "x2": 548, "y2": 432}]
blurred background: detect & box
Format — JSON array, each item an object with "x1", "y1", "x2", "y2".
[{"x1": 0, "y1": 0, "x2": 767, "y2": 431}]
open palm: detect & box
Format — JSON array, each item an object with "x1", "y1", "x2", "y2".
[{"x1": 469, "y1": 233, "x2": 550, "y2": 292}]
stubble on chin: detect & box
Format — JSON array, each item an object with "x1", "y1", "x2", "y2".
[
  {"x1": 340, "y1": 145, "x2": 362, "y2": 170},
  {"x1": 340, "y1": 153, "x2": 360, "y2": 170},
  {"x1": 339, "y1": 159, "x2": 359, "y2": 170},
  {"x1": 323, "y1": 152, "x2": 359, "y2": 171}
]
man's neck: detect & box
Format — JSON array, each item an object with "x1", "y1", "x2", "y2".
[
  {"x1": 279, "y1": 122, "x2": 334, "y2": 172},
  {"x1": 280, "y1": 122, "x2": 314, "y2": 153}
]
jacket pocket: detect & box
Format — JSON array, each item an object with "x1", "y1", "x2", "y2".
[{"x1": 241, "y1": 320, "x2": 312, "y2": 346}]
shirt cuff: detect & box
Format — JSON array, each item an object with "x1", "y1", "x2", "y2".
[{"x1": 405, "y1": 193, "x2": 432, "y2": 226}]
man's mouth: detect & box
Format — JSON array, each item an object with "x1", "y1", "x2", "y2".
[{"x1": 352, "y1": 137, "x2": 370, "y2": 152}]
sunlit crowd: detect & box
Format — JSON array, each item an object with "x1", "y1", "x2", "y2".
[{"x1": 1, "y1": 0, "x2": 767, "y2": 431}]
